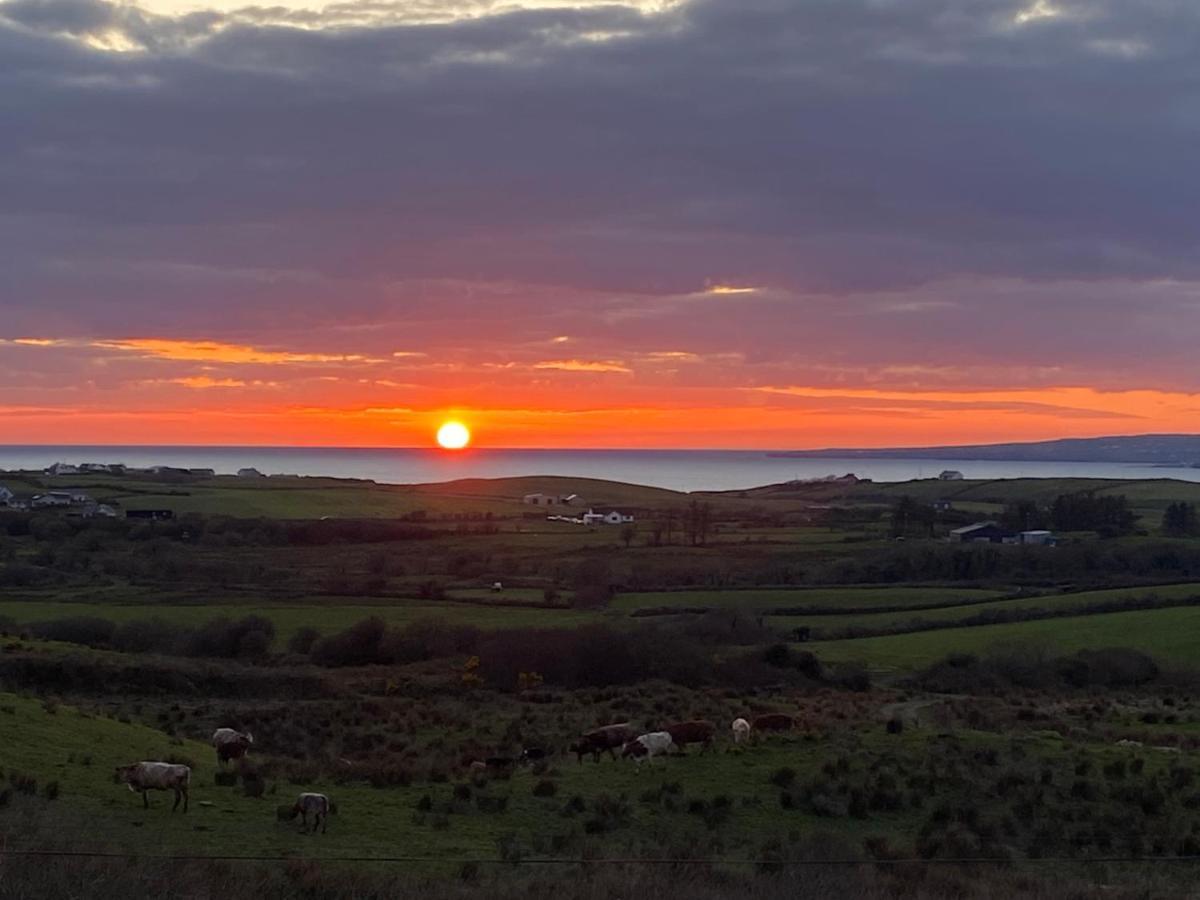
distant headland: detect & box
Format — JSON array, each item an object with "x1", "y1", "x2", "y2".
[{"x1": 771, "y1": 434, "x2": 1200, "y2": 466}]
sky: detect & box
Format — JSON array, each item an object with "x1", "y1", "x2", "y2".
[{"x1": 2, "y1": 0, "x2": 1200, "y2": 449}]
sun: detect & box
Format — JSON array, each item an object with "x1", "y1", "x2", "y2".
[{"x1": 436, "y1": 421, "x2": 471, "y2": 450}]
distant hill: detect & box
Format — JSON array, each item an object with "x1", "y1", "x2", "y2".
[{"x1": 771, "y1": 434, "x2": 1200, "y2": 465}]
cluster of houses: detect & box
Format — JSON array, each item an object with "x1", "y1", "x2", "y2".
[
  {"x1": 547, "y1": 509, "x2": 636, "y2": 526},
  {"x1": 521, "y1": 492, "x2": 635, "y2": 526},
  {"x1": 44, "y1": 462, "x2": 218, "y2": 478},
  {"x1": 0, "y1": 484, "x2": 117, "y2": 518},
  {"x1": 951, "y1": 522, "x2": 1057, "y2": 546}
]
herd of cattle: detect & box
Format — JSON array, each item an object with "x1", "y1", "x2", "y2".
[
  {"x1": 114, "y1": 728, "x2": 331, "y2": 833},
  {"x1": 113, "y1": 714, "x2": 799, "y2": 831}
]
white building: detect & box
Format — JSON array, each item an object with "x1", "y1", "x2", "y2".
[
  {"x1": 938, "y1": 470, "x2": 965, "y2": 481},
  {"x1": 45, "y1": 462, "x2": 79, "y2": 476},
  {"x1": 237, "y1": 467, "x2": 265, "y2": 478},
  {"x1": 582, "y1": 508, "x2": 634, "y2": 526},
  {"x1": 32, "y1": 492, "x2": 72, "y2": 508},
  {"x1": 0, "y1": 485, "x2": 13, "y2": 505},
  {"x1": 81, "y1": 503, "x2": 118, "y2": 518}
]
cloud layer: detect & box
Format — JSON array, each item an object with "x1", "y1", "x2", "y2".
[{"x1": 2, "y1": 0, "x2": 1199, "y2": 446}]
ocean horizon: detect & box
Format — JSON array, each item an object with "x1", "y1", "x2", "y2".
[{"x1": 2, "y1": 445, "x2": 1199, "y2": 493}]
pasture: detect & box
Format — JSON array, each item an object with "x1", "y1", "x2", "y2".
[{"x1": 809, "y1": 604, "x2": 1200, "y2": 669}]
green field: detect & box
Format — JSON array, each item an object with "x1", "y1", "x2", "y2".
[
  {"x1": 0, "y1": 691, "x2": 919, "y2": 861},
  {"x1": 612, "y1": 586, "x2": 1005, "y2": 613},
  {"x1": 0, "y1": 599, "x2": 605, "y2": 642},
  {"x1": 810, "y1": 604, "x2": 1200, "y2": 669},
  {"x1": 770, "y1": 582, "x2": 1200, "y2": 633}
]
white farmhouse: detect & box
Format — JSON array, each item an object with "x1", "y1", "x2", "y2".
[
  {"x1": 237, "y1": 467, "x2": 265, "y2": 478},
  {"x1": 582, "y1": 508, "x2": 635, "y2": 526},
  {"x1": 45, "y1": 462, "x2": 80, "y2": 476},
  {"x1": 938, "y1": 470, "x2": 965, "y2": 481},
  {"x1": 0, "y1": 485, "x2": 13, "y2": 505}
]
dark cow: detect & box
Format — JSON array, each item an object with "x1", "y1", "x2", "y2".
[
  {"x1": 484, "y1": 756, "x2": 517, "y2": 773},
  {"x1": 753, "y1": 713, "x2": 795, "y2": 734},
  {"x1": 664, "y1": 720, "x2": 716, "y2": 753},
  {"x1": 568, "y1": 723, "x2": 636, "y2": 763},
  {"x1": 520, "y1": 747, "x2": 549, "y2": 765}
]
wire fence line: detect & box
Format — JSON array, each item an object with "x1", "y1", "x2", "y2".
[{"x1": 2, "y1": 849, "x2": 1200, "y2": 866}]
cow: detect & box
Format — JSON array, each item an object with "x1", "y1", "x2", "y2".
[
  {"x1": 753, "y1": 713, "x2": 795, "y2": 735},
  {"x1": 115, "y1": 762, "x2": 190, "y2": 812},
  {"x1": 211, "y1": 727, "x2": 254, "y2": 766},
  {"x1": 731, "y1": 718, "x2": 751, "y2": 744},
  {"x1": 520, "y1": 747, "x2": 549, "y2": 765},
  {"x1": 289, "y1": 792, "x2": 331, "y2": 834},
  {"x1": 664, "y1": 720, "x2": 716, "y2": 753},
  {"x1": 568, "y1": 723, "x2": 636, "y2": 763},
  {"x1": 621, "y1": 732, "x2": 677, "y2": 767},
  {"x1": 484, "y1": 756, "x2": 517, "y2": 773}
]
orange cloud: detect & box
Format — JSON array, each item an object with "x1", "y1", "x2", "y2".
[
  {"x1": 531, "y1": 359, "x2": 632, "y2": 373},
  {"x1": 91, "y1": 338, "x2": 383, "y2": 365}
]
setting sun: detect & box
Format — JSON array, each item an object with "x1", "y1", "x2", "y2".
[{"x1": 436, "y1": 421, "x2": 471, "y2": 449}]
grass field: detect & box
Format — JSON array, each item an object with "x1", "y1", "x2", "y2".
[
  {"x1": 810, "y1": 604, "x2": 1200, "y2": 669},
  {"x1": 769, "y1": 582, "x2": 1200, "y2": 633},
  {"x1": 612, "y1": 586, "x2": 1006, "y2": 613},
  {"x1": 0, "y1": 691, "x2": 923, "y2": 861},
  {"x1": 0, "y1": 599, "x2": 606, "y2": 642}
]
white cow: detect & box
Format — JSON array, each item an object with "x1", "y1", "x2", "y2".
[
  {"x1": 115, "y1": 762, "x2": 191, "y2": 812},
  {"x1": 212, "y1": 727, "x2": 254, "y2": 765},
  {"x1": 290, "y1": 792, "x2": 331, "y2": 833},
  {"x1": 731, "y1": 718, "x2": 751, "y2": 744},
  {"x1": 621, "y1": 732, "x2": 677, "y2": 767}
]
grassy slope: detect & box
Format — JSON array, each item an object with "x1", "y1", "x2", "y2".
[
  {"x1": 0, "y1": 691, "x2": 921, "y2": 861},
  {"x1": 810, "y1": 604, "x2": 1200, "y2": 669}
]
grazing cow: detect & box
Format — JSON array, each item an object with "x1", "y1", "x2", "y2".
[
  {"x1": 468, "y1": 760, "x2": 488, "y2": 774},
  {"x1": 290, "y1": 792, "x2": 331, "y2": 834},
  {"x1": 211, "y1": 728, "x2": 254, "y2": 766},
  {"x1": 753, "y1": 713, "x2": 795, "y2": 734},
  {"x1": 485, "y1": 756, "x2": 516, "y2": 773},
  {"x1": 731, "y1": 718, "x2": 751, "y2": 744},
  {"x1": 621, "y1": 732, "x2": 677, "y2": 767},
  {"x1": 115, "y1": 762, "x2": 190, "y2": 812},
  {"x1": 568, "y1": 723, "x2": 636, "y2": 764},
  {"x1": 664, "y1": 720, "x2": 716, "y2": 753}
]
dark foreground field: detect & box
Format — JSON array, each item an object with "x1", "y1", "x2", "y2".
[{"x1": 5, "y1": 471, "x2": 1200, "y2": 897}]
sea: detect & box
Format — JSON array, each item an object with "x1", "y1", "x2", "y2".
[{"x1": 1, "y1": 446, "x2": 1199, "y2": 493}]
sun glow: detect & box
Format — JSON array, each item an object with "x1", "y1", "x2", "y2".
[{"x1": 436, "y1": 421, "x2": 471, "y2": 449}]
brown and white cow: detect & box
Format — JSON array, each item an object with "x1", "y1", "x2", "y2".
[
  {"x1": 290, "y1": 792, "x2": 331, "y2": 834},
  {"x1": 621, "y1": 732, "x2": 677, "y2": 767},
  {"x1": 115, "y1": 761, "x2": 190, "y2": 812},
  {"x1": 568, "y1": 723, "x2": 636, "y2": 763},
  {"x1": 211, "y1": 728, "x2": 254, "y2": 766}
]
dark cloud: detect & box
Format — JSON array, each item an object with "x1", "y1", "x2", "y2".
[{"x1": 1, "y1": 0, "x2": 1199, "y2": 391}]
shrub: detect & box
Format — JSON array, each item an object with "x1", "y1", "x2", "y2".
[
  {"x1": 28, "y1": 617, "x2": 115, "y2": 648},
  {"x1": 287, "y1": 627, "x2": 321, "y2": 656}
]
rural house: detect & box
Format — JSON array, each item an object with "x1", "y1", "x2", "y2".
[
  {"x1": 938, "y1": 470, "x2": 965, "y2": 481},
  {"x1": 582, "y1": 508, "x2": 635, "y2": 525}
]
